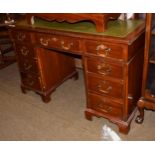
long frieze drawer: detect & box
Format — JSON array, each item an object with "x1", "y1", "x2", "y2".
[
  {"x1": 20, "y1": 72, "x2": 42, "y2": 91},
  {"x1": 18, "y1": 59, "x2": 39, "y2": 74},
  {"x1": 87, "y1": 74, "x2": 123, "y2": 99},
  {"x1": 86, "y1": 57, "x2": 123, "y2": 79},
  {"x1": 88, "y1": 93, "x2": 123, "y2": 119},
  {"x1": 12, "y1": 31, "x2": 31, "y2": 42},
  {"x1": 15, "y1": 44, "x2": 37, "y2": 59},
  {"x1": 85, "y1": 40, "x2": 126, "y2": 60},
  {"x1": 36, "y1": 33, "x2": 80, "y2": 52}
]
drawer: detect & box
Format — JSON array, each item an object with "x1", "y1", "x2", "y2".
[
  {"x1": 20, "y1": 72, "x2": 42, "y2": 91},
  {"x1": 85, "y1": 40, "x2": 126, "y2": 60},
  {"x1": 88, "y1": 93, "x2": 123, "y2": 119},
  {"x1": 86, "y1": 57, "x2": 123, "y2": 79},
  {"x1": 16, "y1": 44, "x2": 37, "y2": 59},
  {"x1": 12, "y1": 31, "x2": 31, "y2": 43},
  {"x1": 36, "y1": 33, "x2": 80, "y2": 53},
  {"x1": 87, "y1": 74, "x2": 123, "y2": 99},
  {"x1": 18, "y1": 59, "x2": 39, "y2": 74}
]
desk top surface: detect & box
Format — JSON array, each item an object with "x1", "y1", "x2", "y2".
[{"x1": 15, "y1": 18, "x2": 144, "y2": 38}]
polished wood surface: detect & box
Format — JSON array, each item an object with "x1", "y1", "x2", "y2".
[
  {"x1": 136, "y1": 13, "x2": 155, "y2": 124},
  {"x1": 84, "y1": 28, "x2": 144, "y2": 134},
  {"x1": 11, "y1": 29, "x2": 77, "y2": 103},
  {"x1": 9, "y1": 14, "x2": 145, "y2": 134}
]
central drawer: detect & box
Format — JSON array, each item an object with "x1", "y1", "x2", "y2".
[
  {"x1": 36, "y1": 33, "x2": 80, "y2": 53},
  {"x1": 20, "y1": 72, "x2": 43, "y2": 91},
  {"x1": 87, "y1": 74, "x2": 123, "y2": 99}
]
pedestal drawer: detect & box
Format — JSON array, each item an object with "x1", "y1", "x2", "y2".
[
  {"x1": 88, "y1": 93, "x2": 123, "y2": 119},
  {"x1": 20, "y1": 72, "x2": 43, "y2": 91},
  {"x1": 85, "y1": 40, "x2": 126, "y2": 60},
  {"x1": 15, "y1": 44, "x2": 37, "y2": 59},
  {"x1": 18, "y1": 58, "x2": 39, "y2": 74},
  {"x1": 12, "y1": 31, "x2": 31, "y2": 43},
  {"x1": 87, "y1": 74, "x2": 123, "y2": 99},
  {"x1": 86, "y1": 57, "x2": 123, "y2": 79}
]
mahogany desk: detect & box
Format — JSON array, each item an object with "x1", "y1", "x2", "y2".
[{"x1": 9, "y1": 18, "x2": 145, "y2": 134}]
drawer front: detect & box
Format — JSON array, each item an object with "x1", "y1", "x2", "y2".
[
  {"x1": 88, "y1": 93, "x2": 122, "y2": 118},
  {"x1": 86, "y1": 57, "x2": 123, "y2": 79},
  {"x1": 20, "y1": 72, "x2": 42, "y2": 91},
  {"x1": 18, "y1": 59, "x2": 39, "y2": 74},
  {"x1": 87, "y1": 74, "x2": 123, "y2": 99},
  {"x1": 12, "y1": 31, "x2": 31, "y2": 43},
  {"x1": 85, "y1": 40, "x2": 125, "y2": 60},
  {"x1": 36, "y1": 33, "x2": 80, "y2": 52},
  {"x1": 16, "y1": 44, "x2": 37, "y2": 59}
]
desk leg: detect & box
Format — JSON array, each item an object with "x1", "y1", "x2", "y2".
[
  {"x1": 85, "y1": 111, "x2": 93, "y2": 121},
  {"x1": 118, "y1": 124, "x2": 130, "y2": 134},
  {"x1": 135, "y1": 99, "x2": 145, "y2": 124},
  {"x1": 21, "y1": 85, "x2": 31, "y2": 94},
  {"x1": 21, "y1": 85, "x2": 51, "y2": 103},
  {"x1": 41, "y1": 94, "x2": 51, "y2": 103},
  {"x1": 21, "y1": 85, "x2": 27, "y2": 94},
  {"x1": 73, "y1": 71, "x2": 79, "y2": 81}
]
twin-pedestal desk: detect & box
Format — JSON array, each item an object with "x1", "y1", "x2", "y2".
[{"x1": 9, "y1": 18, "x2": 145, "y2": 134}]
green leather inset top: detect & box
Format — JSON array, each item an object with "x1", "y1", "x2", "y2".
[{"x1": 17, "y1": 18, "x2": 144, "y2": 38}]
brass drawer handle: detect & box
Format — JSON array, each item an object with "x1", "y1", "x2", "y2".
[
  {"x1": 97, "y1": 103, "x2": 112, "y2": 113},
  {"x1": 105, "y1": 106, "x2": 112, "y2": 112},
  {"x1": 97, "y1": 64, "x2": 112, "y2": 75},
  {"x1": 40, "y1": 38, "x2": 49, "y2": 46},
  {"x1": 17, "y1": 33, "x2": 26, "y2": 41},
  {"x1": 52, "y1": 37, "x2": 58, "y2": 42},
  {"x1": 28, "y1": 80, "x2": 34, "y2": 86},
  {"x1": 26, "y1": 76, "x2": 34, "y2": 86},
  {"x1": 96, "y1": 44, "x2": 111, "y2": 56},
  {"x1": 24, "y1": 63, "x2": 32, "y2": 70},
  {"x1": 61, "y1": 41, "x2": 73, "y2": 50},
  {"x1": 20, "y1": 47, "x2": 29, "y2": 56},
  {"x1": 97, "y1": 84, "x2": 112, "y2": 94}
]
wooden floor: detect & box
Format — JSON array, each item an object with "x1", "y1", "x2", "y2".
[{"x1": 0, "y1": 63, "x2": 155, "y2": 140}]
